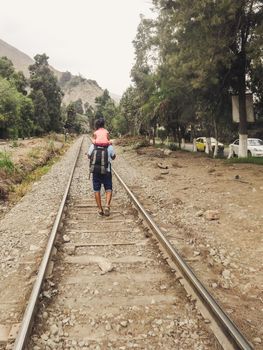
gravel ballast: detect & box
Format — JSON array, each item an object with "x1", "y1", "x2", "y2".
[{"x1": 0, "y1": 137, "x2": 83, "y2": 330}]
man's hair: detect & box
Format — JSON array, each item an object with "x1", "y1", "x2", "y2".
[{"x1": 95, "y1": 118, "x2": 105, "y2": 130}]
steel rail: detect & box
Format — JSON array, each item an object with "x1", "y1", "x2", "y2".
[
  {"x1": 13, "y1": 137, "x2": 84, "y2": 350},
  {"x1": 113, "y1": 167, "x2": 253, "y2": 350}
]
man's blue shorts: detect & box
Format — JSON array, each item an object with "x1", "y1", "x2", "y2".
[{"x1": 92, "y1": 172, "x2": 112, "y2": 193}]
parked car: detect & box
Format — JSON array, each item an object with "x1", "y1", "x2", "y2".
[
  {"x1": 196, "y1": 137, "x2": 224, "y2": 152},
  {"x1": 230, "y1": 138, "x2": 263, "y2": 157}
]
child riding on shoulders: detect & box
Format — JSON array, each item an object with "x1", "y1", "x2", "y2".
[{"x1": 92, "y1": 118, "x2": 112, "y2": 147}]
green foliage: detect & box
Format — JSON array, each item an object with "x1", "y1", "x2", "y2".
[
  {"x1": 0, "y1": 53, "x2": 65, "y2": 139},
  {"x1": 29, "y1": 53, "x2": 63, "y2": 133},
  {"x1": 93, "y1": 90, "x2": 118, "y2": 135},
  {"x1": 168, "y1": 143, "x2": 177, "y2": 151},
  {"x1": 0, "y1": 56, "x2": 14, "y2": 78},
  {"x1": 0, "y1": 77, "x2": 34, "y2": 139},
  {"x1": 0, "y1": 152, "x2": 15, "y2": 174},
  {"x1": 158, "y1": 128, "x2": 167, "y2": 143},
  {"x1": 125, "y1": 0, "x2": 263, "y2": 148}
]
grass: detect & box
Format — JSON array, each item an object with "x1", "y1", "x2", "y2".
[
  {"x1": 0, "y1": 134, "x2": 73, "y2": 202},
  {"x1": 0, "y1": 152, "x2": 15, "y2": 174},
  {"x1": 28, "y1": 147, "x2": 42, "y2": 160},
  {"x1": 12, "y1": 156, "x2": 59, "y2": 200},
  {"x1": 226, "y1": 157, "x2": 263, "y2": 165}
]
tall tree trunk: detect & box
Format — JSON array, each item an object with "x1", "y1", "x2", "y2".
[
  {"x1": 152, "y1": 125, "x2": 156, "y2": 146},
  {"x1": 238, "y1": 44, "x2": 248, "y2": 158},
  {"x1": 213, "y1": 119, "x2": 218, "y2": 158}
]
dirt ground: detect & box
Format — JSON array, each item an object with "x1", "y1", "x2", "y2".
[
  {"x1": 114, "y1": 145, "x2": 263, "y2": 348},
  {"x1": 0, "y1": 137, "x2": 63, "y2": 163}
]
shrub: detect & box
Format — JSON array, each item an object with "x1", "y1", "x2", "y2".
[
  {"x1": 168, "y1": 143, "x2": 177, "y2": 151},
  {"x1": 158, "y1": 129, "x2": 168, "y2": 143},
  {"x1": 0, "y1": 152, "x2": 15, "y2": 174},
  {"x1": 133, "y1": 139, "x2": 150, "y2": 149}
]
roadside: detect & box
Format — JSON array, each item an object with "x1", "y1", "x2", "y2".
[
  {"x1": 114, "y1": 142, "x2": 263, "y2": 349},
  {"x1": 0, "y1": 134, "x2": 72, "y2": 217}
]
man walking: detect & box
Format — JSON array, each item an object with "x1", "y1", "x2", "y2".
[{"x1": 88, "y1": 122, "x2": 116, "y2": 217}]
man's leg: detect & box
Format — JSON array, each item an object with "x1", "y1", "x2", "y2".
[
  {"x1": 106, "y1": 190, "x2": 112, "y2": 207},
  {"x1": 104, "y1": 172, "x2": 113, "y2": 216},
  {"x1": 93, "y1": 174, "x2": 103, "y2": 215},
  {"x1": 95, "y1": 191, "x2": 103, "y2": 213}
]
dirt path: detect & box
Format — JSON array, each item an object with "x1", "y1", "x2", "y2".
[{"x1": 114, "y1": 145, "x2": 263, "y2": 349}]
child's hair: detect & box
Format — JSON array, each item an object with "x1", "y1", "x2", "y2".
[{"x1": 95, "y1": 117, "x2": 105, "y2": 130}]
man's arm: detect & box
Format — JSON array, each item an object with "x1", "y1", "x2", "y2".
[
  {"x1": 87, "y1": 144, "x2": 94, "y2": 159},
  {"x1": 108, "y1": 145, "x2": 116, "y2": 160}
]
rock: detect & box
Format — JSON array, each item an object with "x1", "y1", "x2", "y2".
[
  {"x1": 157, "y1": 162, "x2": 168, "y2": 169},
  {"x1": 105, "y1": 323, "x2": 111, "y2": 331},
  {"x1": 46, "y1": 339, "x2": 56, "y2": 348},
  {"x1": 63, "y1": 235, "x2": 70, "y2": 243},
  {"x1": 43, "y1": 291, "x2": 52, "y2": 299},
  {"x1": 29, "y1": 244, "x2": 39, "y2": 251},
  {"x1": 196, "y1": 210, "x2": 203, "y2": 217},
  {"x1": 50, "y1": 324, "x2": 58, "y2": 336},
  {"x1": 253, "y1": 337, "x2": 262, "y2": 344},
  {"x1": 42, "y1": 311, "x2": 48, "y2": 319},
  {"x1": 209, "y1": 249, "x2": 216, "y2": 256},
  {"x1": 222, "y1": 269, "x2": 231, "y2": 280},
  {"x1": 41, "y1": 333, "x2": 49, "y2": 341},
  {"x1": 211, "y1": 283, "x2": 218, "y2": 289},
  {"x1": 163, "y1": 149, "x2": 172, "y2": 156},
  {"x1": 63, "y1": 244, "x2": 75, "y2": 255},
  {"x1": 240, "y1": 282, "x2": 252, "y2": 294},
  {"x1": 204, "y1": 210, "x2": 220, "y2": 221},
  {"x1": 120, "y1": 321, "x2": 128, "y2": 327}
]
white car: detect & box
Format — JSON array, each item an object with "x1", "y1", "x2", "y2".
[{"x1": 230, "y1": 138, "x2": 263, "y2": 157}]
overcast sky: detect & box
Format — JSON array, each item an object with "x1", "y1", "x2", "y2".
[{"x1": 0, "y1": 0, "x2": 154, "y2": 96}]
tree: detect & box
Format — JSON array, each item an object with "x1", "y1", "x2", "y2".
[
  {"x1": 0, "y1": 77, "x2": 34, "y2": 138},
  {"x1": 65, "y1": 102, "x2": 77, "y2": 131},
  {"x1": 95, "y1": 89, "x2": 112, "y2": 118},
  {"x1": 29, "y1": 54, "x2": 63, "y2": 133},
  {"x1": 29, "y1": 90, "x2": 49, "y2": 134},
  {"x1": 73, "y1": 98, "x2": 84, "y2": 115},
  {"x1": 94, "y1": 90, "x2": 119, "y2": 133},
  {"x1": 152, "y1": 0, "x2": 263, "y2": 156},
  {"x1": 0, "y1": 56, "x2": 14, "y2": 79}
]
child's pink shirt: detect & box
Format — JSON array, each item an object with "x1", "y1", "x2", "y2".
[{"x1": 93, "y1": 128, "x2": 110, "y2": 146}]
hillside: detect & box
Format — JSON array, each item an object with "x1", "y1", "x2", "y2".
[{"x1": 0, "y1": 38, "x2": 105, "y2": 107}]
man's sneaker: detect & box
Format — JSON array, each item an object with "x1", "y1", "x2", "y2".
[
  {"x1": 98, "y1": 210, "x2": 104, "y2": 217},
  {"x1": 104, "y1": 206, "x2": 110, "y2": 217}
]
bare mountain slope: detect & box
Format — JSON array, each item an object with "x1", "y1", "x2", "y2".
[
  {"x1": 0, "y1": 38, "x2": 105, "y2": 106},
  {"x1": 0, "y1": 38, "x2": 33, "y2": 77}
]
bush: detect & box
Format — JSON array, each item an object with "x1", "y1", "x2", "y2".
[
  {"x1": 158, "y1": 129, "x2": 168, "y2": 143},
  {"x1": 0, "y1": 152, "x2": 15, "y2": 174},
  {"x1": 168, "y1": 143, "x2": 177, "y2": 151},
  {"x1": 133, "y1": 139, "x2": 151, "y2": 149}
]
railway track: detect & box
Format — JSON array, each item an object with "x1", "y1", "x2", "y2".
[{"x1": 9, "y1": 136, "x2": 252, "y2": 349}]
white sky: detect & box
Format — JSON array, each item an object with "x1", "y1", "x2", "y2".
[{"x1": 0, "y1": 0, "x2": 154, "y2": 96}]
